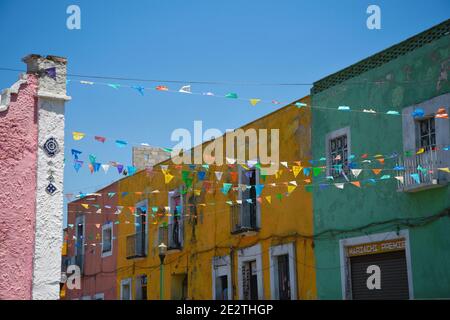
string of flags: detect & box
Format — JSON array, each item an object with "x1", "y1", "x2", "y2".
[
  {"x1": 68, "y1": 78, "x2": 449, "y2": 119},
  {"x1": 69, "y1": 143, "x2": 449, "y2": 178},
  {"x1": 65, "y1": 164, "x2": 450, "y2": 204}
]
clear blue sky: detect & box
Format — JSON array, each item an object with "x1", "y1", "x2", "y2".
[{"x1": 0, "y1": 0, "x2": 449, "y2": 225}]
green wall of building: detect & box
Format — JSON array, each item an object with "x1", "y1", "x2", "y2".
[{"x1": 311, "y1": 33, "x2": 450, "y2": 299}]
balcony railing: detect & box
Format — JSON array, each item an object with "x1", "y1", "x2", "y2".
[
  {"x1": 168, "y1": 222, "x2": 183, "y2": 250},
  {"x1": 230, "y1": 202, "x2": 258, "y2": 234},
  {"x1": 397, "y1": 148, "x2": 449, "y2": 192},
  {"x1": 126, "y1": 233, "x2": 147, "y2": 259}
]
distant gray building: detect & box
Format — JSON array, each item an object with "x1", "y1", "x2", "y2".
[{"x1": 132, "y1": 145, "x2": 170, "y2": 170}]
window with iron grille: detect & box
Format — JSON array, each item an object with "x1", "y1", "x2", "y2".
[
  {"x1": 101, "y1": 222, "x2": 113, "y2": 256},
  {"x1": 417, "y1": 117, "x2": 436, "y2": 150},
  {"x1": 329, "y1": 134, "x2": 349, "y2": 177}
]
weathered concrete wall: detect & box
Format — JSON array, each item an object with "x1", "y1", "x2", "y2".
[
  {"x1": 132, "y1": 146, "x2": 170, "y2": 170},
  {"x1": 0, "y1": 74, "x2": 39, "y2": 299},
  {"x1": 311, "y1": 33, "x2": 450, "y2": 299}
]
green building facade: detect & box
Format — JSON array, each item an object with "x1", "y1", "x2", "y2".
[{"x1": 311, "y1": 20, "x2": 450, "y2": 299}]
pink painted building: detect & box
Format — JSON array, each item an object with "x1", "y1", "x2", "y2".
[
  {"x1": 0, "y1": 55, "x2": 70, "y2": 299},
  {"x1": 64, "y1": 182, "x2": 119, "y2": 300}
]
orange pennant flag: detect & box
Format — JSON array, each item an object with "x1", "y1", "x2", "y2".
[
  {"x1": 372, "y1": 169, "x2": 382, "y2": 175},
  {"x1": 351, "y1": 181, "x2": 361, "y2": 188}
]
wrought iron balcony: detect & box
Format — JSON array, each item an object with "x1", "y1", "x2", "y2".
[
  {"x1": 230, "y1": 202, "x2": 259, "y2": 234},
  {"x1": 126, "y1": 233, "x2": 147, "y2": 259},
  {"x1": 397, "y1": 148, "x2": 449, "y2": 192}
]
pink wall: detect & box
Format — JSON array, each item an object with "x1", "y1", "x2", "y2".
[{"x1": 0, "y1": 74, "x2": 39, "y2": 299}]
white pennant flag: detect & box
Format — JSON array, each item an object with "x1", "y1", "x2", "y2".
[
  {"x1": 101, "y1": 164, "x2": 110, "y2": 174},
  {"x1": 351, "y1": 169, "x2": 362, "y2": 178},
  {"x1": 289, "y1": 181, "x2": 297, "y2": 186},
  {"x1": 179, "y1": 85, "x2": 191, "y2": 94},
  {"x1": 334, "y1": 183, "x2": 345, "y2": 189},
  {"x1": 247, "y1": 160, "x2": 257, "y2": 168},
  {"x1": 394, "y1": 176, "x2": 404, "y2": 184},
  {"x1": 226, "y1": 157, "x2": 236, "y2": 164},
  {"x1": 215, "y1": 171, "x2": 223, "y2": 180},
  {"x1": 280, "y1": 161, "x2": 288, "y2": 168}
]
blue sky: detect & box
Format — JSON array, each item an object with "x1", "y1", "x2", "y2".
[{"x1": 0, "y1": 0, "x2": 449, "y2": 225}]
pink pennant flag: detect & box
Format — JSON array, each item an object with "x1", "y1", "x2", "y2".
[{"x1": 94, "y1": 136, "x2": 106, "y2": 143}]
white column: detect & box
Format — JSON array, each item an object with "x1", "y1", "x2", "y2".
[{"x1": 24, "y1": 55, "x2": 71, "y2": 299}]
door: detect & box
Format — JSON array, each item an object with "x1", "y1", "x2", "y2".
[
  {"x1": 350, "y1": 250, "x2": 409, "y2": 299},
  {"x1": 277, "y1": 254, "x2": 291, "y2": 300}
]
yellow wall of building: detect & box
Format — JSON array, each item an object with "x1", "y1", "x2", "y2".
[{"x1": 116, "y1": 96, "x2": 316, "y2": 300}]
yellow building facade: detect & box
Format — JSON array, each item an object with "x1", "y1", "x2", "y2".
[{"x1": 116, "y1": 96, "x2": 316, "y2": 300}]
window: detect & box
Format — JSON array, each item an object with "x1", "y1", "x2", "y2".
[
  {"x1": 168, "y1": 190, "x2": 183, "y2": 250},
  {"x1": 120, "y1": 278, "x2": 132, "y2": 300},
  {"x1": 212, "y1": 256, "x2": 232, "y2": 300},
  {"x1": 171, "y1": 273, "x2": 188, "y2": 300},
  {"x1": 231, "y1": 166, "x2": 260, "y2": 233},
  {"x1": 135, "y1": 200, "x2": 148, "y2": 257},
  {"x1": 93, "y1": 293, "x2": 105, "y2": 300},
  {"x1": 135, "y1": 275, "x2": 147, "y2": 300},
  {"x1": 101, "y1": 222, "x2": 113, "y2": 257},
  {"x1": 417, "y1": 117, "x2": 436, "y2": 150},
  {"x1": 242, "y1": 260, "x2": 258, "y2": 300},
  {"x1": 75, "y1": 215, "x2": 85, "y2": 272},
  {"x1": 238, "y1": 244, "x2": 263, "y2": 300},
  {"x1": 400, "y1": 96, "x2": 450, "y2": 192},
  {"x1": 269, "y1": 243, "x2": 297, "y2": 300},
  {"x1": 326, "y1": 127, "x2": 351, "y2": 178}
]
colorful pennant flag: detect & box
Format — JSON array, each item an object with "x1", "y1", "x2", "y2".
[{"x1": 72, "y1": 132, "x2": 85, "y2": 141}]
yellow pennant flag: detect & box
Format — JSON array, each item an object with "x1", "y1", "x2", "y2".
[
  {"x1": 287, "y1": 185, "x2": 297, "y2": 194},
  {"x1": 72, "y1": 131, "x2": 85, "y2": 141},
  {"x1": 275, "y1": 170, "x2": 283, "y2": 179},
  {"x1": 438, "y1": 167, "x2": 450, "y2": 173},
  {"x1": 164, "y1": 172, "x2": 174, "y2": 184},
  {"x1": 265, "y1": 196, "x2": 272, "y2": 204},
  {"x1": 292, "y1": 165, "x2": 302, "y2": 178},
  {"x1": 250, "y1": 99, "x2": 261, "y2": 106},
  {"x1": 194, "y1": 189, "x2": 201, "y2": 196},
  {"x1": 81, "y1": 204, "x2": 89, "y2": 209},
  {"x1": 416, "y1": 148, "x2": 425, "y2": 155}
]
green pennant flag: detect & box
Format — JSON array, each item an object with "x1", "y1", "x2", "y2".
[
  {"x1": 313, "y1": 167, "x2": 322, "y2": 177},
  {"x1": 182, "y1": 170, "x2": 190, "y2": 182},
  {"x1": 225, "y1": 93, "x2": 238, "y2": 99},
  {"x1": 185, "y1": 177, "x2": 193, "y2": 189}
]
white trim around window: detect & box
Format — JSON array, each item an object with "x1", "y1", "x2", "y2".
[
  {"x1": 269, "y1": 242, "x2": 297, "y2": 300},
  {"x1": 120, "y1": 278, "x2": 132, "y2": 300},
  {"x1": 212, "y1": 255, "x2": 233, "y2": 300},
  {"x1": 325, "y1": 126, "x2": 351, "y2": 177},
  {"x1": 339, "y1": 229, "x2": 414, "y2": 300},
  {"x1": 101, "y1": 221, "x2": 113, "y2": 258},
  {"x1": 237, "y1": 243, "x2": 264, "y2": 300}
]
